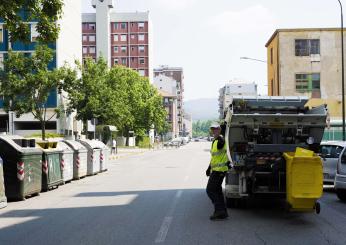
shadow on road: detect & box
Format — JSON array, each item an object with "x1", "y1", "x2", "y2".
[{"x1": 0, "y1": 188, "x2": 337, "y2": 245}]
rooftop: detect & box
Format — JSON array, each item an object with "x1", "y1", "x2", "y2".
[{"x1": 265, "y1": 27, "x2": 341, "y2": 47}]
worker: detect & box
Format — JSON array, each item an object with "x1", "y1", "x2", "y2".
[{"x1": 206, "y1": 122, "x2": 229, "y2": 220}]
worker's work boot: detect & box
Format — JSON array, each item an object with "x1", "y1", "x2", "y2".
[{"x1": 209, "y1": 210, "x2": 228, "y2": 221}]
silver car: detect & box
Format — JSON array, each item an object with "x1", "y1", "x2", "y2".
[
  {"x1": 335, "y1": 145, "x2": 346, "y2": 202},
  {"x1": 320, "y1": 141, "x2": 346, "y2": 185}
]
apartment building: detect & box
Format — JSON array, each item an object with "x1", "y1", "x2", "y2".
[
  {"x1": 154, "y1": 66, "x2": 184, "y2": 135},
  {"x1": 266, "y1": 28, "x2": 344, "y2": 101},
  {"x1": 218, "y1": 81, "x2": 258, "y2": 119},
  {"x1": 82, "y1": 0, "x2": 152, "y2": 81},
  {"x1": 154, "y1": 74, "x2": 178, "y2": 139},
  {"x1": 0, "y1": 0, "x2": 83, "y2": 136},
  {"x1": 157, "y1": 89, "x2": 178, "y2": 139}
]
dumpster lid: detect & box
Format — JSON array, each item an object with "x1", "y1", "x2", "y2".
[
  {"x1": 90, "y1": 140, "x2": 107, "y2": 149},
  {"x1": 57, "y1": 141, "x2": 74, "y2": 153},
  {"x1": 63, "y1": 140, "x2": 87, "y2": 152},
  {"x1": 78, "y1": 139, "x2": 103, "y2": 149},
  {"x1": 0, "y1": 135, "x2": 42, "y2": 154}
]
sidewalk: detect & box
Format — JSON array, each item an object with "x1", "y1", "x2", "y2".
[{"x1": 109, "y1": 147, "x2": 153, "y2": 160}]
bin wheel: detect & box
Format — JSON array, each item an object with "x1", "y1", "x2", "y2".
[{"x1": 315, "y1": 202, "x2": 321, "y2": 214}]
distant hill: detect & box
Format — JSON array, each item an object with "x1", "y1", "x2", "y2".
[{"x1": 184, "y1": 98, "x2": 219, "y2": 121}]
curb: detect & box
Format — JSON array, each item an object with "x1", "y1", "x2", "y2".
[{"x1": 109, "y1": 151, "x2": 147, "y2": 160}]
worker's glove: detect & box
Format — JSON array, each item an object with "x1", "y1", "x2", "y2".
[{"x1": 206, "y1": 165, "x2": 211, "y2": 177}]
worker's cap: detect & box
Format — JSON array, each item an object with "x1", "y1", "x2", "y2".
[{"x1": 210, "y1": 123, "x2": 221, "y2": 129}]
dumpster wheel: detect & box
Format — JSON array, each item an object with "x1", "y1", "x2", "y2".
[{"x1": 315, "y1": 202, "x2": 321, "y2": 214}]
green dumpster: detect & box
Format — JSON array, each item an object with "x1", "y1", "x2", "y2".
[
  {"x1": 37, "y1": 141, "x2": 63, "y2": 191},
  {"x1": 0, "y1": 157, "x2": 7, "y2": 208},
  {"x1": 0, "y1": 136, "x2": 42, "y2": 201}
]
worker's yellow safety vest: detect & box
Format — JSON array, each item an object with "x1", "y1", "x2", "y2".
[{"x1": 210, "y1": 139, "x2": 229, "y2": 172}]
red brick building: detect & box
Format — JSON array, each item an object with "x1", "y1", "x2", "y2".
[{"x1": 82, "y1": 1, "x2": 152, "y2": 79}]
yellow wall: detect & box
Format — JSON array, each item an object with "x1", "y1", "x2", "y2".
[
  {"x1": 306, "y1": 98, "x2": 342, "y2": 118},
  {"x1": 267, "y1": 34, "x2": 279, "y2": 96}
]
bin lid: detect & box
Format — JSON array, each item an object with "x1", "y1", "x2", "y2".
[
  {"x1": 90, "y1": 140, "x2": 107, "y2": 149},
  {"x1": 57, "y1": 141, "x2": 74, "y2": 153},
  {"x1": 63, "y1": 140, "x2": 87, "y2": 152},
  {"x1": 0, "y1": 135, "x2": 42, "y2": 154},
  {"x1": 78, "y1": 139, "x2": 103, "y2": 149}
]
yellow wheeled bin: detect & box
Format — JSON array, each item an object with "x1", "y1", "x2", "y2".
[{"x1": 283, "y1": 148, "x2": 323, "y2": 214}]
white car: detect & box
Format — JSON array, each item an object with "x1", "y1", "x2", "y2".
[{"x1": 320, "y1": 141, "x2": 346, "y2": 185}]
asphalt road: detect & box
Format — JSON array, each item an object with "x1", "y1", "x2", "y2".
[{"x1": 1, "y1": 142, "x2": 346, "y2": 245}]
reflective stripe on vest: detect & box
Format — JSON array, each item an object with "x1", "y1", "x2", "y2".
[{"x1": 210, "y1": 139, "x2": 228, "y2": 172}]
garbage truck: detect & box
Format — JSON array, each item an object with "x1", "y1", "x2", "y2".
[{"x1": 223, "y1": 96, "x2": 327, "y2": 213}]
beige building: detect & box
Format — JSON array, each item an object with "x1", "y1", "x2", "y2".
[
  {"x1": 158, "y1": 90, "x2": 178, "y2": 139},
  {"x1": 266, "y1": 28, "x2": 346, "y2": 120}
]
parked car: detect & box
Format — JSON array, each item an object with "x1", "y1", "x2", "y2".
[
  {"x1": 320, "y1": 141, "x2": 346, "y2": 185},
  {"x1": 335, "y1": 143, "x2": 346, "y2": 202}
]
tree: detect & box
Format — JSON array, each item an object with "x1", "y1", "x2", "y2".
[
  {"x1": 0, "y1": 44, "x2": 76, "y2": 140},
  {"x1": 0, "y1": 0, "x2": 64, "y2": 43},
  {"x1": 62, "y1": 57, "x2": 110, "y2": 132}
]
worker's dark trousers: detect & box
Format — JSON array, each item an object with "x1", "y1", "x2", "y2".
[{"x1": 206, "y1": 171, "x2": 226, "y2": 212}]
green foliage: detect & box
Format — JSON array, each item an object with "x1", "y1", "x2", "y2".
[
  {"x1": 64, "y1": 60, "x2": 167, "y2": 141},
  {"x1": 192, "y1": 120, "x2": 214, "y2": 137},
  {"x1": 27, "y1": 132, "x2": 64, "y2": 138},
  {"x1": 0, "y1": 0, "x2": 64, "y2": 43},
  {"x1": 0, "y1": 44, "x2": 77, "y2": 140},
  {"x1": 137, "y1": 136, "x2": 151, "y2": 148}
]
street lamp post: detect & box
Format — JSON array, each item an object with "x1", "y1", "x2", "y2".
[
  {"x1": 240, "y1": 57, "x2": 267, "y2": 63},
  {"x1": 338, "y1": 0, "x2": 346, "y2": 141}
]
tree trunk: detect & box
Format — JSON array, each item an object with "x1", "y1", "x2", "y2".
[{"x1": 41, "y1": 120, "x2": 46, "y2": 141}]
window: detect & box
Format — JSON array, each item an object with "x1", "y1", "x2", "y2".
[
  {"x1": 295, "y1": 73, "x2": 320, "y2": 92},
  {"x1": 121, "y1": 34, "x2": 127, "y2": 42},
  {"x1": 114, "y1": 58, "x2": 119, "y2": 65},
  {"x1": 0, "y1": 25, "x2": 3, "y2": 43},
  {"x1": 139, "y1": 58, "x2": 145, "y2": 64},
  {"x1": 83, "y1": 35, "x2": 88, "y2": 42},
  {"x1": 89, "y1": 46, "x2": 96, "y2": 54},
  {"x1": 121, "y1": 23, "x2": 127, "y2": 29},
  {"x1": 138, "y1": 22, "x2": 145, "y2": 29},
  {"x1": 113, "y1": 35, "x2": 118, "y2": 42},
  {"x1": 295, "y1": 39, "x2": 320, "y2": 56},
  {"x1": 82, "y1": 23, "x2": 88, "y2": 30},
  {"x1": 83, "y1": 46, "x2": 88, "y2": 54},
  {"x1": 89, "y1": 35, "x2": 96, "y2": 42},
  {"x1": 89, "y1": 23, "x2": 96, "y2": 30},
  {"x1": 131, "y1": 57, "x2": 135, "y2": 62},
  {"x1": 114, "y1": 46, "x2": 119, "y2": 53},
  {"x1": 138, "y1": 69, "x2": 145, "y2": 76},
  {"x1": 121, "y1": 46, "x2": 127, "y2": 53},
  {"x1": 121, "y1": 58, "x2": 127, "y2": 65},
  {"x1": 139, "y1": 46, "x2": 145, "y2": 52},
  {"x1": 31, "y1": 24, "x2": 39, "y2": 42},
  {"x1": 131, "y1": 34, "x2": 135, "y2": 39},
  {"x1": 321, "y1": 145, "x2": 344, "y2": 158},
  {"x1": 114, "y1": 23, "x2": 118, "y2": 29},
  {"x1": 138, "y1": 34, "x2": 145, "y2": 41}
]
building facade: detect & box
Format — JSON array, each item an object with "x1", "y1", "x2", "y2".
[
  {"x1": 154, "y1": 66, "x2": 184, "y2": 135},
  {"x1": 82, "y1": 0, "x2": 153, "y2": 81},
  {"x1": 266, "y1": 28, "x2": 344, "y2": 100},
  {"x1": 157, "y1": 90, "x2": 178, "y2": 139},
  {"x1": 218, "y1": 81, "x2": 258, "y2": 119},
  {"x1": 0, "y1": 0, "x2": 83, "y2": 137}
]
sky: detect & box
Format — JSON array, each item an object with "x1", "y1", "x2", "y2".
[{"x1": 82, "y1": 0, "x2": 344, "y2": 101}]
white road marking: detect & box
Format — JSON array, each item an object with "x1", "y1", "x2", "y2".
[
  {"x1": 155, "y1": 190, "x2": 183, "y2": 243},
  {"x1": 155, "y1": 216, "x2": 173, "y2": 243}
]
